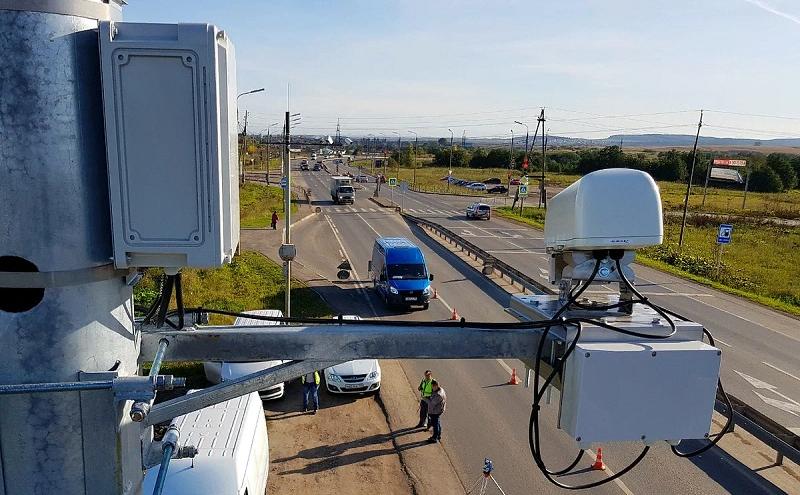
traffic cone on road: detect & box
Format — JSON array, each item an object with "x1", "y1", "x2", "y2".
[
  {"x1": 450, "y1": 308, "x2": 460, "y2": 320},
  {"x1": 591, "y1": 448, "x2": 606, "y2": 471},
  {"x1": 507, "y1": 368, "x2": 521, "y2": 385}
]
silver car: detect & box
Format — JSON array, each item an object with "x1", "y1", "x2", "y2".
[{"x1": 466, "y1": 202, "x2": 491, "y2": 220}]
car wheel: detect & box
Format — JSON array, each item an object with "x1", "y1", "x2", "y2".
[{"x1": 423, "y1": 303, "x2": 429, "y2": 310}]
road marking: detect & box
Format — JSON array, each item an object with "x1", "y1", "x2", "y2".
[
  {"x1": 356, "y1": 213, "x2": 381, "y2": 236},
  {"x1": 754, "y1": 391, "x2": 800, "y2": 416},
  {"x1": 762, "y1": 361, "x2": 800, "y2": 383},
  {"x1": 323, "y1": 214, "x2": 379, "y2": 318},
  {"x1": 735, "y1": 370, "x2": 800, "y2": 409},
  {"x1": 714, "y1": 338, "x2": 732, "y2": 348}
]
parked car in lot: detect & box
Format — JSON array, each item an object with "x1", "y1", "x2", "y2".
[
  {"x1": 488, "y1": 185, "x2": 508, "y2": 194},
  {"x1": 483, "y1": 177, "x2": 502, "y2": 184},
  {"x1": 466, "y1": 202, "x2": 491, "y2": 220},
  {"x1": 204, "y1": 310, "x2": 288, "y2": 400},
  {"x1": 467, "y1": 183, "x2": 487, "y2": 191},
  {"x1": 324, "y1": 316, "x2": 382, "y2": 394},
  {"x1": 509, "y1": 177, "x2": 521, "y2": 185},
  {"x1": 369, "y1": 237, "x2": 433, "y2": 309}
]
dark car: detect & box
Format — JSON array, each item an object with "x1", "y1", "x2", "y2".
[
  {"x1": 488, "y1": 185, "x2": 508, "y2": 194},
  {"x1": 483, "y1": 177, "x2": 502, "y2": 184},
  {"x1": 509, "y1": 178, "x2": 521, "y2": 185}
]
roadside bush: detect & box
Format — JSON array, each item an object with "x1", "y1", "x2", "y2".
[{"x1": 748, "y1": 167, "x2": 784, "y2": 192}]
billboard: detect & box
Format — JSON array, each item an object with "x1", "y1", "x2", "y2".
[
  {"x1": 712, "y1": 159, "x2": 747, "y2": 167},
  {"x1": 710, "y1": 167, "x2": 744, "y2": 183}
]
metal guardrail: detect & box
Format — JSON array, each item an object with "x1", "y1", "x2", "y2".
[{"x1": 402, "y1": 211, "x2": 800, "y2": 467}]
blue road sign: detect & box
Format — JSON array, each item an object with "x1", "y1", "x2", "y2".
[
  {"x1": 717, "y1": 224, "x2": 733, "y2": 244},
  {"x1": 280, "y1": 176, "x2": 288, "y2": 189}
]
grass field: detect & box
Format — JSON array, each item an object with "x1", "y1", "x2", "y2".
[
  {"x1": 495, "y1": 206, "x2": 800, "y2": 316},
  {"x1": 240, "y1": 182, "x2": 298, "y2": 228}
]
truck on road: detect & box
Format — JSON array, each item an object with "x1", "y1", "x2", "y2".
[{"x1": 331, "y1": 176, "x2": 355, "y2": 204}]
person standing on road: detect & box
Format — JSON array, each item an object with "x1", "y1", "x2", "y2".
[
  {"x1": 417, "y1": 370, "x2": 434, "y2": 429},
  {"x1": 271, "y1": 210, "x2": 279, "y2": 230},
  {"x1": 301, "y1": 370, "x2": 320, "y2": 414},
  {"x1": 426, "y1": 380, "x2": 446, "y2": 443}
]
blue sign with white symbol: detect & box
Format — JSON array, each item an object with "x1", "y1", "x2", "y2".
[
  {"x1": 717, "y1": 224, "x2": 733, "y2": 244},
  {"x1": 280, "y1": 176, "x2": 288, "y2": 189}
]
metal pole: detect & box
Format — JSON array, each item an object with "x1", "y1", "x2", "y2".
[
  {"x1": 510, "y1": 129, "x2": 515, "y2": 172},
  {"x1": 284, "y1": 111, "x2": 292, "y2": 316},
  {"x1": 131, "y1": 338, "x2": 170, "y2": 422},
  {"x1": 679, "y1": 110, "x2": 704, "y2": 248},
  {"x1": 742, "y1": 167, "x2": 751, "y2": 209},
  {"x1": 540, "y1": 109, "x2": 548, "y2": 209},
  {"x1": 448, "y1": 128, "x2": 454, "y2": 193},
  {"x1": 701, "y1": 156, "x2": 712, "y2": 207},
  {"x1": 0, "y1": 4, "x2": 141, "y2": 492}
]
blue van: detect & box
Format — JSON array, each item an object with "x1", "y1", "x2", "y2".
[{"x1": 369, "y1": 237, "x2": 433, "y2": 309}]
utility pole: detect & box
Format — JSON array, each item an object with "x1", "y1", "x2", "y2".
[
  {"x1": 448, "y1": 128, "x2": 454, "y2": 193},
  {"x1": 462, "y1": 129, "x2": 466, "y2": 147},
  {"x1": 537, "y1": 108, "x2": 547, "y2": 208},
  {"x1": 509, "y1": 129, "x2": 515, "y2": 173},
  {"x1": 283, "y1": 110, "x2": 292, "y2": 316},
  {"x1": 240, "y1": 110, "x2": 248, "y2": 185},
  {"x1": 679, "y1": 110, "x2": 703, "y2": 248},
  {"x1": 409, "y1": 131, "x2": 418, "y2": 188}
]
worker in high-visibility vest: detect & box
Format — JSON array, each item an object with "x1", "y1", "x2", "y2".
[
  {"x1": 301, "y1": 370, "x2": 321, "y2": 414},
  {"x1": 416, "y1": 369, "x2": 434, "y2": 429}
]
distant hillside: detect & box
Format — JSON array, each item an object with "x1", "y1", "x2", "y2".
[{"x1": 604, "y1": 134, "x2": 800, "y2": 148}]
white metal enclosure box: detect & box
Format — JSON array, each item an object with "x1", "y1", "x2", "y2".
[
  {"x1": 99, "y1": 22, "x2": 239, "y2": 268},
  {"x1": 544, "y1": 169, "x2": 663, "y2": 252},
  {"x1": 559, "y1": 340, "x2": 721, "y2": 446}
]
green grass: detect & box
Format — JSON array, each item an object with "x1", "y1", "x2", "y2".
[
  {"x1": 493, "y1": 206, "x2": 800, "y2": 316},
  {"x1": 239, "y1": 182, "x2": 298, "y2": 228},
  {"x1": 658, "y1": 181, "x2": 800, "y2": 219}
]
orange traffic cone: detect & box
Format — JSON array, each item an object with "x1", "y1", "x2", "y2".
[
  {"x1": 431, "y1": 288, "x2": 438, "y2": 299},
  {"x1": 450, "y1": 308, "x2": 460, "y2": 320},
  {"x1": 591, "y1": 448, "x2": 606, "y2": 471},
  {"x1": 507, "y1": 368, "x2": 521, "y2": 385}
]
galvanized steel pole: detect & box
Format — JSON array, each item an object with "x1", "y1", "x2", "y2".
[{"x1": 0, "y1": 2, "x2": 142, "y2": 493}]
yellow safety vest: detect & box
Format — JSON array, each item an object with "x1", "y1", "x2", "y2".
[
  {"x1": 419, "y1": 378, "x2": 433, "y2": 398},
  {"x1": 302, "y1": 371, "x2": 320, "y2": 385}
]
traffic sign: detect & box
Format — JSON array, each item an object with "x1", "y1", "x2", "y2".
[
  {"x1": 388, "y1": 177, "x2": 397, "y2": 187},
  {"x1": 717, "y1": 224, "x2": 733, "y2": 244},
  {"x1": 280, "y1": 176, "x2": 289, "y2": 189},
  {"x1": 518, "y1": 184, "x2": 529, "y2": 197}
]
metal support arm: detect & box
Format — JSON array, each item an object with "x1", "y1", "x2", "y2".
[
  {"x1": 145, "y1": 359, "x2": 338, "y2": 426},
  {"x1": 140, "y1": 324, "x2": 546, "y2": 362}
]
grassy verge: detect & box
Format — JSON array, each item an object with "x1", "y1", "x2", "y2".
[
  {"x1": 494, "y1": 206, "x2": 800, "y2": 317},
  {"x1": 240, "y1": 182, "x2": 298, "y2": 228},
  {"x1": 136, "y1": 251, "x2": 334, "y2": 379}
]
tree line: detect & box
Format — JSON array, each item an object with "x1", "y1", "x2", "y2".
[{"x1": 373, "y1": 143, "x2": 800, "y2": 193}]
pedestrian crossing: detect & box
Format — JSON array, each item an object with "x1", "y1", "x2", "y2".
[{"x1": 326, "y1": 206, "x2": 464, "y2": 216}]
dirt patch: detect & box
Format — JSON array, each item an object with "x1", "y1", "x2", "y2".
[{"x1": 265, "y1": 380, "x2": 413, "y2": 494}]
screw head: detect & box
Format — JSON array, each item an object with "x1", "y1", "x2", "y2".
[
  {"x1": 585, "y1": 352, "x2": 591, "y2": 358},
  {"x1": 651, "y1": 351, "x2": 657, "y2": 357}
]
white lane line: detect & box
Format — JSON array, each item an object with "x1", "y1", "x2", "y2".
[
  {"x1": 368, "y1": 208, "x2": 376, "y2": 212},
  {"x1": 763, "y1": 361, "x2": 800, "y2": 383},
  {"x1": 356, "y1": 213, "x2": 381, "y2": 236},
  {"x1": 323, "y1": 215, "x2": 379, "y2": 318},
  {"x1": 714, "y1": 338, "x2": 732, "y2": 348}
]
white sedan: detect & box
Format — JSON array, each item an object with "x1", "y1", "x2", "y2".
[
  {"x1": 466, "y1": 182, "x2": 487, "y2": 191},
  {"x1": 324, "y1": 316, "x2": 382, "y2": 394}
]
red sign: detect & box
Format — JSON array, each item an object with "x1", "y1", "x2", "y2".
[
  {"x1": 712, "y1": 159, "x2": 747, "y2": 167},
  {"x1": 522, "y1": 156, "x2": 529, "y2": 169}
]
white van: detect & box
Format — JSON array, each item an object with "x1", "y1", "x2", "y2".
[
  {"x1": 204, "y1": 309, "x2": 288, "y2": 400},
  {"x1": 142, "y1": 391, "x2": 268, "y2": 495}
]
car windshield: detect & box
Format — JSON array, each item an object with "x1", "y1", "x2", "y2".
[
  {"x1": 339, "y1": 186, "x2": 354, "y2": 193},
  {"x1": 387, "y1": 263, "x2": 426, "y2": 280},
  {"x1": 478, "y1": 205, "x2": 490, "y2": 211}
]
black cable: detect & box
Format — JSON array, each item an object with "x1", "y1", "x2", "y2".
[
  {"x1": 670, "y1": 328, "x2": 734, "y2": 457},
  {"x1": 143, "y1": 274, "x2": 166, "y2": 324},
  {"x1": 155, "y1": 275, "x2": 175, "y2": 329},
  {"x1": 174, "y1": 272, "x2": 185, "y2": 329}
]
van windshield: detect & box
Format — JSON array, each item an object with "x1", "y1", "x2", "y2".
[
  {"x1": 387, "y1": 263, "x2": 426, "y2": 280},
  {"x1": 339, "y1": 186, "x2": 354, "y2": 193}
]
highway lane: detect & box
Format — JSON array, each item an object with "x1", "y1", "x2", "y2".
[
  {"x1": 345, "y1": 168, "x2": 800, "y2": 436},
  {"x1": 285, "y1": 160, "x2": 779, "y2": 494}
]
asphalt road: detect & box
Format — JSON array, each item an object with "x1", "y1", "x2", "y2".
[
  {"x1": 282, "y1": 159, "x2": 785, "y2": 495},
  {"x1": 335, "y1": 163, "x2": 800, "y2": 436}
]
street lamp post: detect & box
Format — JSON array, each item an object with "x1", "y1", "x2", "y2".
[
  {"x1": 448, "y1": 128, "x2": 454, "y2": 193},
  {"x1": 408, "y1": 131, "x2": 418, "y2": 188},
  {"x1": 392, "y1": 131, "x2": 401, "y2": 179},
  {"x1": 236, "y1": 88, "x2": 265, "y2": 184},
  {"x1": 259, "y1": 122, "x2": 279, "y2": 184}
]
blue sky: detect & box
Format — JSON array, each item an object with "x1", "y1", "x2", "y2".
[{"x1": 125, "y1": 1, "x2": 800, "y2": 140}]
